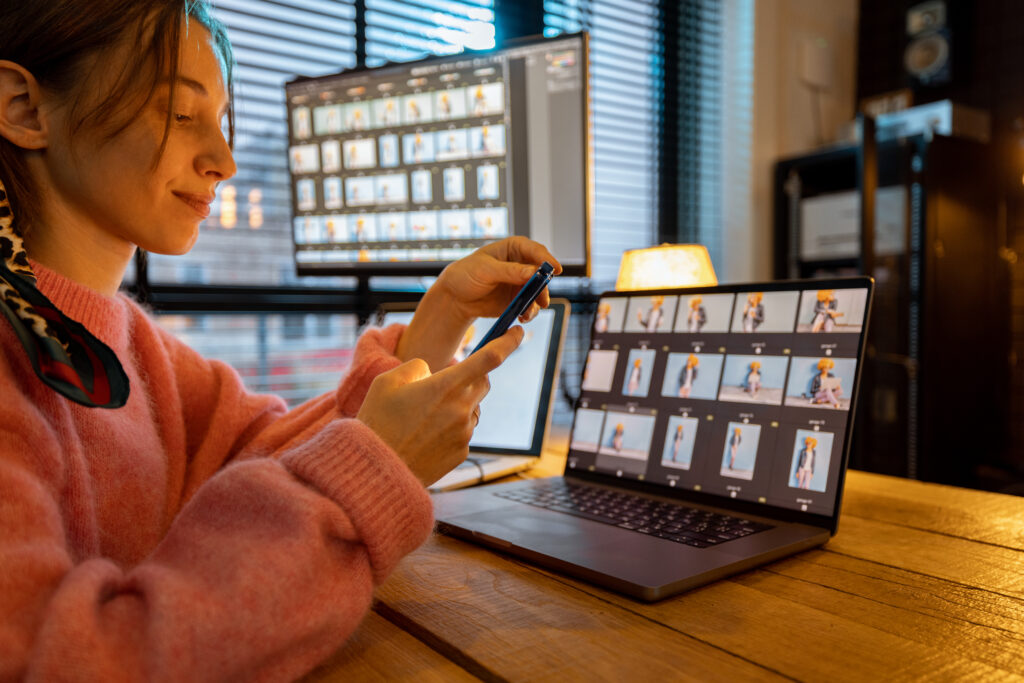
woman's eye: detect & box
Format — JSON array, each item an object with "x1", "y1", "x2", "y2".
[{"x1": 174, "y1": 113, "x2": 193, "y2": 123}]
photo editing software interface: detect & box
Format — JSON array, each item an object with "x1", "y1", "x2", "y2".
[
  {"x1": 569, "y1": 284, "x2": 871, "y2": 516},
  {"x1": 284, "y1": 34, "x2": 589, "y2": 273}
]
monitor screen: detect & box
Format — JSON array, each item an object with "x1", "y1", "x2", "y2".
[
  {"x1": 284, "y1": 34, "x2": 591, "y2": 276},
  {"x1": 568, "y1": 279, "x2": 873, "y2": 521}
]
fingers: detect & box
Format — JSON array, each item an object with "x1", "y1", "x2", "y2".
[
  {"x1": 382, "y1": 358, "x2": 432, "y2": 387},
  {"x1": 436, "y1": 325, "x2": 524, "y2": 389},
  {"x1": 496, "y1": 236, "x2": 563, "y2": 275}
]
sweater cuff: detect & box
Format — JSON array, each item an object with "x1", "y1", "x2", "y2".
[
  {"x1": 335, "y1": 324, "x2": 405, "y2": 417},
  {"x1": 279, "y1": 419, "x2": 433, "y2": 581}
]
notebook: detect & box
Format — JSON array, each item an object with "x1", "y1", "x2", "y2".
[
  {"x1": 376, "y1": 298, "x2": 569, "y2": 491},
  {"x1": 432, "y1": 278, "x2": 873, "y2": 601}
]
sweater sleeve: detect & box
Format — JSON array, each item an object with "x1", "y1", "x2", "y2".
[
  {"x1": 0, "y1": 323, "x2": 433, "y2": 682},
  {"x1": 152, "y1": 321, "x2": 406, "y2": 499}
]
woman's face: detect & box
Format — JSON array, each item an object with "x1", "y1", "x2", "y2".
[{"x1": 42, "y1": 23, "x2": 235, "y2": 255}]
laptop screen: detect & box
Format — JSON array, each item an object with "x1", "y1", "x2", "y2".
[
  {"x1": 377, "y1": 300, "x2": 567, "y2": 454},
  {"x1": 568, "y1": 279, "x2": 872, "y2": 519}
]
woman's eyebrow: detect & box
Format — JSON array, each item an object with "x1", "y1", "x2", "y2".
[{"x1": 157, "y1": 76, "x2": 209, "y2": 97}]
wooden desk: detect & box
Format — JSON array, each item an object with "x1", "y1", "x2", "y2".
[{"x1": 307, "y1": 437, "x2": 1024, "y2": 681}]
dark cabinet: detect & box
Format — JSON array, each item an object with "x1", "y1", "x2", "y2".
[{"x1": 774, "y1": 132, "x2": 1010, "y2": 487}]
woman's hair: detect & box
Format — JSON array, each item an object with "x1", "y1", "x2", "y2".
[{"x1": 0, "y1": 0, "x2": 233, "y2": 231}]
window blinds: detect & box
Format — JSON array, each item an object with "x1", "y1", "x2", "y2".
[{"x1": 543, "y1": 0, "x2": 661, "y2": 286}]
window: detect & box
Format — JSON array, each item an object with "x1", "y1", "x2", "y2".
[
  {"x1": 365, "y1": 0, "x2": 496, "y2": 66},
  {"x1": 543, "y1": 0, "x2": 661, "y2": 285}
]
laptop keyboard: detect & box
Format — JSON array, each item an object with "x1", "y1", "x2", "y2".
[{"x1": 494, "y1": 480, "x2": 773, "y2": 548}]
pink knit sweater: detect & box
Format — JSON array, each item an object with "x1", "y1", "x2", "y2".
[{"x1": 0, "y1": 263, "x2": 434, "y2": 681}]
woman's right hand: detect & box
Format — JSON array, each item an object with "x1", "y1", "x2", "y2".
[{"x1": 356, "y1": 326, "x2": 525, "y2": 486}]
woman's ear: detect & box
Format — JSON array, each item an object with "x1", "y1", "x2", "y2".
[{"x1": 0, "y1": 60, "x2": 48, "y2": 150}]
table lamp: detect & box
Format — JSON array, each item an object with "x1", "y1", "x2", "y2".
[{"x1": 615, "y1": 244, "x2": 717, "y2": 291}]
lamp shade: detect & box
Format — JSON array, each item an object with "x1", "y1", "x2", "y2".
[{"x1": 615, "y1": 244, "x2": 717, "y2": 291}]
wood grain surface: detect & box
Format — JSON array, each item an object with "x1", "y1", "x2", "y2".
[{"x1": 310, "y1": 432, "x2": 1024, "y2": 681}]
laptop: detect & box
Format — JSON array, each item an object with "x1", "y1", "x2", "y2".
[
  {"x1": 376, "y1": 298, "x2": 569, "y2": 491},
  {"x1": 433, "y1": 277, "x2": 873, "y2": 601}
]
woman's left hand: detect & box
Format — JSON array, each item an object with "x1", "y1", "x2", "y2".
[{"x1": 396, "y1": 237, "x2": 561, "y2": 372}]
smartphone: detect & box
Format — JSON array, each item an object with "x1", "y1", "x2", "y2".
[{"x1": 471, "y1": 261, "x2": 555, "y2": 355}]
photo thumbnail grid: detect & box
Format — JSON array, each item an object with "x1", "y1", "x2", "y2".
[
  {"x1": 288, "y1": 77, "x2": 511, "y2": 260},
  {"x1": 569, "y1": 286, "x2": 868, "y2": 514}
]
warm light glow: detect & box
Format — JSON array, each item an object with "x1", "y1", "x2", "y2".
[
  {"x1": 220, "y1": 185, "x2": 237, "y2": 229},
  {"x1": 615, "y1": 244, "x2": 718, "y2": 291},
  {"x1": 247, "y1": 188, "x2": 263, "y2": 229}
]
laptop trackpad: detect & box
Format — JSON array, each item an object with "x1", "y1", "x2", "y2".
[{"x1": 447, "y1": 505, "x2": 726, "y2": 584}]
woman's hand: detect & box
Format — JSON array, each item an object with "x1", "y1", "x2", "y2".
[
  {"x1": 357, "y1": 327, "x2": 525, "y2": 486},
  {"x1": 396, "y1": 237, "x2": 561, "y2": 372}
]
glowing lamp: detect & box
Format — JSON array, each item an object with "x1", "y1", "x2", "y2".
[{"x1": 615, "y1": 244, "x2": 717, "y2": 291}]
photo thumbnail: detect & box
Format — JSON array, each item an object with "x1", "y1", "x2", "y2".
[
  {"x1": 598, "y1": 411, "x2": 656, "y2": 460},
  {"x1": 661, "y1": 416, "x2": 699, "y2": 470},
  {"x1": 372, "y1": 97, "x2": 401, "y2": 127},
  {"x1": 470, "y1": 124, "x2": 506, "y2": 157},
  {"x1": 403, "y1": 133, "x2": 435, "y2": 164},
  {"x1": 289, "y1": 144, "x2": 319, "y2": 174},
  {"x1": 477, "y1": 164, "x2": 500, "y2": 200},
  {"x1": 661, "y1": 352, "x2": 724, "y2": 400},
  {"x1": 468, "y1": 82, "x2": 504, "y2": 117},
  {"x1": 718, "y1": 354, "x2": 789, "y2": 405},
  {"x1": 313, "y1": 104, "x2": 342, "y2": 136},
  {"x1": 379, "y1": 134, "x2": 400, "y2": 168},
  {"x1": 721, "y1": 422, "x2": 761, "y2": 480},
  {"x1": 375, "y1": 173, "x2": 408, "y2": 204},
  {"x1": 796, "y1": 288, "x2": 869, "y2": 333},
  {"x1": 403, "y1": 93, "x2": 433, "y2": 124},
  {"x1": 351, "y1": 214, "x2": 377, "y2": 242},
  {"x1": 293, "y1": 215, "x2": 322, "y2": 245},
  {"x1": 435, "y1": 88, "x2": 467, "y2": 120},
  {"x1": 295, "y1": 179, "x2": 316, "y2": 211},
  {"x1": 436, "y1": 129, "x2": 470, "y2": 161},
  {"x1": 581, "y1": 349, "x2": 619, "y2": 393},
  {"x1": 322, "y1": 177, "x2": 342, "y2": 210},
  {"x1": 321, "y1": 140, "x2": 341, "y2": 173},
  {"x1": 292, "y1": 106, "x2": 311, "y2": 139},
  {"x1": 345, "y1": 102, "x2": 370, "y2": 131},
  {"x1": 472, "y1": 208, "x2": 508, "y2": 238},
  {"x1": 593, "y1": 297, "x2": 628, "y2": 334},
  {"x1": 411, "y1": 170, "x2": 433, "y2": 204},
  {"x1": 343, "y1": 138, "x2": 376, "y2": 170},
  {"x1": 443, "y1": 167, "x2": 466, "y2": 202},
  {"x1": 625, "y1": 295, "x2": 678, "y2": 334},
  {"x1": 730, "y1": 291, "x2": 800, "y2": 333},
  {"x1": 621, "y1": 348, "x2": 657, "y2": 398},
  {"x1": 379, "y1": 213, "x2": 406, "y2": 241},
  {"x1": 788, "y1": 429, "x2": 835, "y2": 493},
  {"x1": 674, "y1": 293, "x2": 734, "y2": 333},
  {"x1": 440, "y1": 209, "x2": 472, "y2": 239},
  {"x1": 784, "y1": 356, "x2": 858, "y2": 410},
  {"x1": 408, "y1": 211, "x2": 439, "y2": 239},
  {"x1": 570, "y1": 408, "x2": 606, "y2": 452},
  {"x1": 323, "y1": 215, "x2": 348, "y2": 243}
]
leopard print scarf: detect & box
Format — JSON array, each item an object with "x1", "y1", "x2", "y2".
[{"x1": 0, "y1": 178, "x2": 128, "y2": 407}]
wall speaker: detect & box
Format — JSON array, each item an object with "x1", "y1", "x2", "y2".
[{"x1": 904, "y1": 0, "x2": 952, "y2": 87}]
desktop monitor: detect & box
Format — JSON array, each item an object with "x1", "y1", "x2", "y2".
[{"x1": 284, "y1": 33, "x2": 591, "y2": 276}]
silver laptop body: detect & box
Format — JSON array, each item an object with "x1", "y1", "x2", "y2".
[{"x1": 434, "y1": 278, "x2": 873, "y2": 601}]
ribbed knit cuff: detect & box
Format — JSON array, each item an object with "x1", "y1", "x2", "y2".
[
  {"x1": 279, "y1": 419, "x2": 433, "y2": 582},
  {"x1": 335, "y1": 324, "x2": 405, "y2": 417}
]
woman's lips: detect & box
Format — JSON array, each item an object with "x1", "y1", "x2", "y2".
[{"x1": 174, "y1": 192, "x2": 213, "y2": 219}]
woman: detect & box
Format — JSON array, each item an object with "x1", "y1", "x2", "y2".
[
  {"x1": 0, "y1": 1, "x2": 559, "y2": 679},
  {"x1": 678, "y1": 353, "x2": 698, "y2": 398},
  {"x1": 795, "y1": 437, "x2": 817, "y2": 489},
  {"x1": 745, "y1": 360, "x2": 762, "y2": 399}
]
